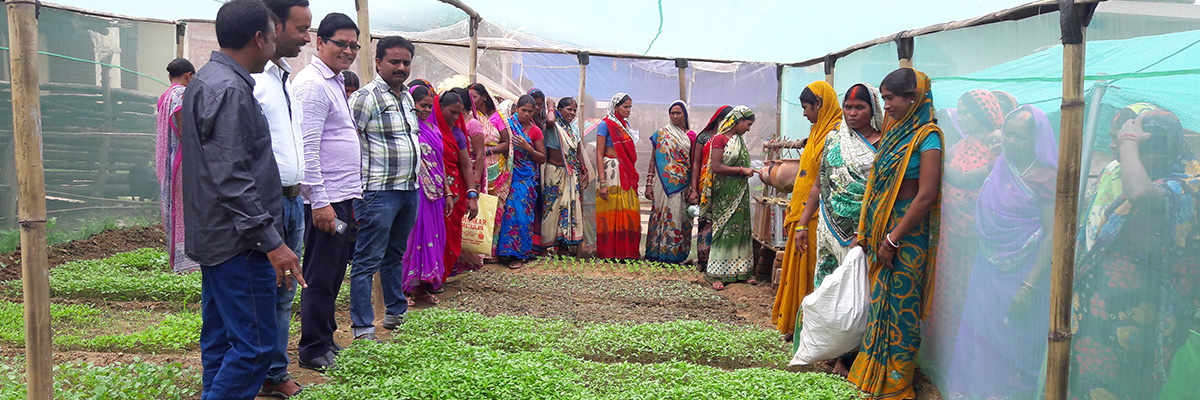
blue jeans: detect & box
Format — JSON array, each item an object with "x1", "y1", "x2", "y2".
[
  {"x1": 200, "y1": 250, "x2": 276, "y2": 400},
  {"x1": 350, "y1": 190, "x2": 418, "y2": 335},
  {"x1": 266, "y1": 195, "x2": 304, "y2": 383}
]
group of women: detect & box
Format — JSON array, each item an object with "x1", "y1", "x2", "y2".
[
  {"x1": 398, "y1": 80, "x2": 765, "y2": 293},
  {"x1": 772, "y1": 65, "x2": 1199, "y2": 400}
]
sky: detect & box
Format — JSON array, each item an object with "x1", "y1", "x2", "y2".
[{"x1": 51, "y1": 0, "x2": 1053, "y2": 63}]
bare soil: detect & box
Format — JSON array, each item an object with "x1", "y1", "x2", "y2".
[{"x1": 0, "y1": 225, "x2": 165, "y2": 282}]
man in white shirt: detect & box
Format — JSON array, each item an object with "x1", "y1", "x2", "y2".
[{"x1": 251, "y1": 0, "x2": 310, "y2": 397}]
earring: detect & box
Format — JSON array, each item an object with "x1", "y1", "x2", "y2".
[{"x1": 910, "y1": 100, "x2": 915, "y2": 104}]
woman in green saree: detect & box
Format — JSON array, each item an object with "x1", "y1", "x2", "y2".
[{"x1": 700, "y1": 105, "x2": 758, "y2": 290}]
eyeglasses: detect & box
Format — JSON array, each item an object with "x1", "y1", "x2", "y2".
[{"x1": 321, "y1": 37, "x2": 361, "y2": 51}]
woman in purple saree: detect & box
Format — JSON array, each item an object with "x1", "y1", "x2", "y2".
[
  {"x1": 402, "y1": 86, "x2": 449, "y2": 302},
  {"x1": 945, "y1": 105, "x2": 1058, "y2": 399}
]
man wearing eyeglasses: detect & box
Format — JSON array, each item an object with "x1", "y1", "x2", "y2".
[{"x1": 292, "y1": 12, "x2": 361, "y2": 372}]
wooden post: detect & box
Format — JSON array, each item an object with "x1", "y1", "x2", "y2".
[
  {"x1": 468, "y1": 16, "x2": 479, "y2": 84},
  {"x1": 7, "y1": 0, "x2": 53, "y2": 398},
  {"x1": 578, "y1": 52, "x2": 588, "y2": 127},
  {"x1": 823, "y1": 55, "x2": 836, "y2": 86},
  {"x1": 175, "y1": 23, "x2": 185, "y2": 60},
  {"x1": 1046, "y1": 2, "x2": 1096, "y2": 399},
  {"x1": 895, "y1": 35, "x2": 914, "y2": 68},
  {"x1": 577, "y1": 51, "x2": 589, "y2": 176},
  {"x1": 675, "y1": 58, "x2": 687, "y2": 102},
  {"x1": 355, "y1": 0, "x2": 374, "y2": 82}
]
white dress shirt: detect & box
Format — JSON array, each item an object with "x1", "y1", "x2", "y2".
[{"x1": 253, "y1": 58, "x2": 305, "y2": 187}]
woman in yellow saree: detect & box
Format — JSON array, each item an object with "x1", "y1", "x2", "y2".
[
  {"x1": 848, "y1": 68, "x2": 943, "y2": 400},
  {"x1": 773, "y1": 80, "x2": 843, "y2": 336}
]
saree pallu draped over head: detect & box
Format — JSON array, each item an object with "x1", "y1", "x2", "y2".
[
  {"x1": 646, "y1": 100, "x2": 696, "y2": 264},
  {"x1": 404, "y1": 112, "x2": 449, "y2": 292},
  {"x1": 434, "y1": 95, "x2": 469, "y2": 278},
  {"x1": 847, "y1": 68, "x2": 943, "y2": 400},
  {"x1": 604, "y1": 93, "x2": 639, "y2": 191},
  {"x1": 653, "y1": 100, "x2": 694, "y2": 196},
  {"x1": 541, "y1": 114, "x2": 585, "y2": 248},
  {"x1": 701, "y1": 105, "x2": 754, "y2": 282},
  {"x1": 596, "y1": 93, "x2": 642, "y2": 260},
  {"x1": 772, "y1": 80, "x2": 843, "y2": 335}
]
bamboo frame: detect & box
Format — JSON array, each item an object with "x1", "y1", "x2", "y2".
[
  {"x1": 7, "y1": 0, "x2": 53, "y2": 398},
  {"x1": 355, "y1": 0, "x2": 375, "y2": 82},
  {"x1": 1046, "y1": 1, "x2": 1097, "y2": 399}
]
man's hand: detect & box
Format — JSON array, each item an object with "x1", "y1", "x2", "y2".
[
  {"x1": 267, "y1": 244, "x2": 305, "y2": 289},
  {"x1": 312, "y1": 205, "x2": 338, "y2": 235}
]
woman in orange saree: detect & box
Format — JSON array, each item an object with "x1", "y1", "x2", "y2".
[{"x1": 773, "y1": 80, "x2": 842, "y2": 336}]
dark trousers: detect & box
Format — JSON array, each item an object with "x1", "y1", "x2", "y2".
[
  {"x1": 298, "y1": 200, "x2": 355, "y2": 361},
  {"x1": 200, "y1": 250, "x2": 276, "y2": 400}
]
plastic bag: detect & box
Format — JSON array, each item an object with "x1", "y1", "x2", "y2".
[
  {"x1": 790, "y1": 246, "x2": 870, "y2": 366},
  {"x1": 461, "y1": 193, "x2": 498, "y2": 255}
]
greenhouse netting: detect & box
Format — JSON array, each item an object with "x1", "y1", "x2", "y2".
[{"x1": 779, "y1": 1, "x2": 1200, "y2": 398}]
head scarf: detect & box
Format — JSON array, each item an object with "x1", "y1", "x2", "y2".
[
  {"x1": 958, "y1": 89, "x2": 1005, "y2": 133},
  {"x1": 432, "y1": 94, "x2": 468, "y2": 204},
  {"x1": 409, "y1": 78, "x2": 433, "y2": 91},
  {"x1": 702, "y1": 105, "x2": 733, "y2": 136},
  {"x1": 414, "y1": 99, "x2": 447, "y2": 201},
  {"x1": 604, "y1": 93, "x2": 639, "y2": 190},
  {"x1": 992, "y1": 90, "x2": 1019, "y2": 116},
  {"x1": 976, "y1": 105, "x2": 1057, "y2": 267},
  {"x1": 498, "y1": 99, "x2": 516, "y2": 119},
  {"x1": 784, "y1": 80, "x2": 842, "y2": 226},
  {"x1": 717, "y1": 105, "x2": 753, "y2": 134},
  {"x1": 844, "y1": 83, "x2": 885, "y2": 133},
  {"x1": 858, "y1": 68, "x2": 943, "y2": 314},
  {"x1": 668, "y1": 100, "x2": 690, "y2": 131}
]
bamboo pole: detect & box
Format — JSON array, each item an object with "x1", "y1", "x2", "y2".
[
  {"x1": 824, "y1": 55, "x2": 836, "y2": 86},
  {"x1": 6, "y1": 0, "x2": 53, "y2": 398},
  {"x1": 675, "y1": 59, "x2": 687, "y2": 102},
  {"x1": 175, "y1": 23, "x2": 185, "y2": 60},
  {"x1": 353, "y1": 0, "x2": 386, "y2": 318},
  {"x1": 355, "y1": 0, "x2": 374, "y2": 82},
  {"x1": 1046, "y1": 2, "x2": 1096, "y2": 399},
  {"x1": 577, "y1": 51, "x2": 590, "y2": 178},
  {"x1": 468, "y1": 16, "x2": 478, "y2": 84},
  {"x1": 896, "y1": 35, "x2": 915, "y2": 68}
]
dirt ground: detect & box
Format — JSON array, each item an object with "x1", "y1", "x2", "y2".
[
  {"x1": 0, "y1": 225, "x2": 165, "y2": 282},
  {"x1": 1, "y1": 227, "x2": 944, "y2": 399}
]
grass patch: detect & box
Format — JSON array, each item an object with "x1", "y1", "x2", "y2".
[
  {"x1": 5, "y1": 248, "x2": 201, "y2": 303},
  {"x1": 0, "y1": 357, "x2": 200, "y2": 399},
  {"x1": 396, "y1": 308, "x2": 789, "y2": 369},
  {"x1": 298, "y1": 337, "x2": 859, "y2": 400},
  {"x1": 0, "y1": 300, "x2": 201, "y2": 353}
]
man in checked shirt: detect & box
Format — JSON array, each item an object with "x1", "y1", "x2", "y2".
[{"x1": 346, "y1": 35, "x2": 421, "y2": 342}]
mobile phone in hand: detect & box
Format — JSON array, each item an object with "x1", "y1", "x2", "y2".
[{"x1": 333, "y1": 218, "x2": 348, "y2": 235}]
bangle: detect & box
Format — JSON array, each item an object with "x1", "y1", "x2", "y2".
[
  {"x1": 1021, "y1": 281, "x2": 1034, "y2": 291},
  {"x1": 795, "y1": 226, "x2": 808, "y2": 232},
  {"x1": 885, "y1": 233, "x2": 899, "y2": 249}
]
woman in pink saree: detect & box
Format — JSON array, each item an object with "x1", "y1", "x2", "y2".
[{"x1": 154, "y1": 58, "x2": 198, "y2": 274}]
